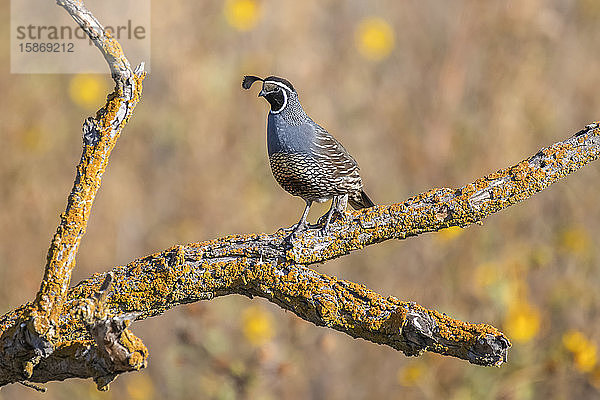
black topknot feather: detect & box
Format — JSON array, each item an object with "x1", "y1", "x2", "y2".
[{"x1": 242, "y1": 75, "x2": 263, "y2": 90}]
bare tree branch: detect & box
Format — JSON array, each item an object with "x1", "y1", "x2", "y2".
[
  {"x1": 0, "y1": 246, "x2": 510, "y2": 388},
  {"x1": 0, "y1": 0, "x2": 146, "y2": 388},
  {"x1": 1, "y1": 123, "x2": 599, "y2": 387},
  {"x1": 285, "y1": 123, "x2": 600, "y2": 264},
  {"x1": 1, "y1": 0, "x2": 599, "y2": 392}
]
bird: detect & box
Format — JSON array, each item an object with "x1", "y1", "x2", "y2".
[{"x1": 242, "y1": 75, "x2": 375, "y2": 236}]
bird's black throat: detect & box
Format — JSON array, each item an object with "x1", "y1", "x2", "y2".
[{"x1": 265, "y1": 91, "x2": 286, "y2": 112}]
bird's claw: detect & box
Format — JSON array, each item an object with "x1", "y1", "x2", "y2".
[
  {"x1": 281, "y1": 209, "x2": 347, "y2": 244},
  {"x1": 282, "y1": 221, "x2": 310, "y2": 244},
  {"x1": 316, "y1": 210, "x2": 347, "y2": 230},
  {"x1": 318, "y1": 225, "x2": 330, "y2": 236}
]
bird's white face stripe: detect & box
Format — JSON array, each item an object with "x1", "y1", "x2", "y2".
[
  {"x1": 270, "y1": 88, "x2": 287, "y2": 114},
  {"x1": 265, "y1": 80, "x2": 294, "y2": 93}
]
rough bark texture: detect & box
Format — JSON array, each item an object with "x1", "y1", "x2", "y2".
[
  {"x1": 1, "y1": 0, "x2": 600, "y2": 392},
  {"x1": 0, "y1": 0, "x2": 146, "y2": 390}
]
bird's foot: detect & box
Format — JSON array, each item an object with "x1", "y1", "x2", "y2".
[
  {"x1": 277, "y1": 225, "x2": 295, "y2": 234},
  {"x1": 316, "y1": 210, "x2": 347, "y2": 232},
  {"x1": 282, "y1": 221, "x2": 310, "y2": 244},
  {"x1": 318, "y1": 225, "x2": 330, "y2": 237},
  {"x1": 278, "y1": 220, "x2": 309, "y2": 233}
]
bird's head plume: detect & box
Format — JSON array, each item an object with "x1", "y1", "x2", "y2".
[{"x1": 243, "y1": 75, "x2": 296, "y2": 113}]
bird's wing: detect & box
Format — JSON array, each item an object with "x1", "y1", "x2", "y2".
[
  {"x1": 309, "y1": 124, "x2": 357, "y2": 163},
  {"x1": 309, "y1": 124, "x2": 363, "y2": 189}
]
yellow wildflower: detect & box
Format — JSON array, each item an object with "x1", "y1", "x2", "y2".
[
  {"x1": 125, "y1": 372, "x2": 155, "y2": 400},
  {"x1": 563, "y1": 330, "x2": 597, "y2": 373},
  {"x1": 397, "y1": 363, "x2": 425, "y2": 386},
  {"x1": 436, "y1": 226, "x2": 464, "y2": 242},
  {"x1": 69, "y1": 74, "x2": 108, "y2": 109},
  {"x1": 559, "y1": 227, "x2": 591, "y2": 255},
  {"x1": 503, "y1": 300, "x2": 541, "y2": 343},
  {"x1": 242, "y1": 306, "x2": 274, "y2": 346},
  {"x1": 355, "y1": 17, "x2": 395, "y2": 61},
  {"x1": 224, "y1": 0, "x2": 260, "y2": 31}
]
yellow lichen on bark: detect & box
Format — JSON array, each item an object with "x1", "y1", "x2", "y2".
[{"x1": 34, "y1": 76, "x2": 146, "y2": 329}]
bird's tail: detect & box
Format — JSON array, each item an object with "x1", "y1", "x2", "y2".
[{"x1": 349, "y1": 190, "x2": 375, "y2": 210}]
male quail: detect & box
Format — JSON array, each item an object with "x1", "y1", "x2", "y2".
[{"x1": 243, "y1": 75, "x2": 374, "y2": 235}]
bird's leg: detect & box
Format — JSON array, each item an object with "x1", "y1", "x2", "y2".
[
  {"x1": 320, "y1": 203, "x2": 335, "y2": 235},
  {"x1": 334, "y1": 194, "x2": 349, "y2": 217},
  {"x1": 316, "y1": 194, "x2": 349, "y2": 234},
  {"x1": 286, "y1": 200, "x2": 312, "y2": 237},
  {"x1": 318, "y1": 195, "x2": 343, "y2": 235},
  {"x1": 282, "y1": 201, "x2": 311, "y2": 245}
]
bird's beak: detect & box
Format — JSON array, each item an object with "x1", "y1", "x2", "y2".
[{"x1": 258, "y1": 89, "x2": 267, "y2": 97}]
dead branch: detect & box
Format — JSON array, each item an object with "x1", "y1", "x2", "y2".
[
  {"x1": 1, "y1": 0, "x2": 599, "y2": 392},
  {"x1": 1, "y1": 123, "x2": 599, "y2": 387},
  {"x1": 0, "y1": 0, "x2": 146, "y2": 389}
]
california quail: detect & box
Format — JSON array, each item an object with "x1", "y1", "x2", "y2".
[{"x1": 243, "y1": 75, "x2": 375, "y2": 235}]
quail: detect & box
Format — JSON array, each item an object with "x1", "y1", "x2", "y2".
[{"x1": 243, "y1": 75, "x2": 374, "y2": 235}]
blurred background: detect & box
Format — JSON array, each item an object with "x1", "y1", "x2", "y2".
[{"x1": 2, "y1": 0, "x2": 600, "y2": 399}]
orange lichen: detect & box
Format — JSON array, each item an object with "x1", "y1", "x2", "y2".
[
  {"x1": 29, "y1": 63, "x2": 146, "y2": 338},
  {"x1": 2, "y1": 125, "x2": 598, "y2": 386},
  {"x1": 120, "y1": 328, "x2": 148, "y2": 369},
  {"x1": 285, "y1": 126, "x2": 600, "y2": 265}
]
